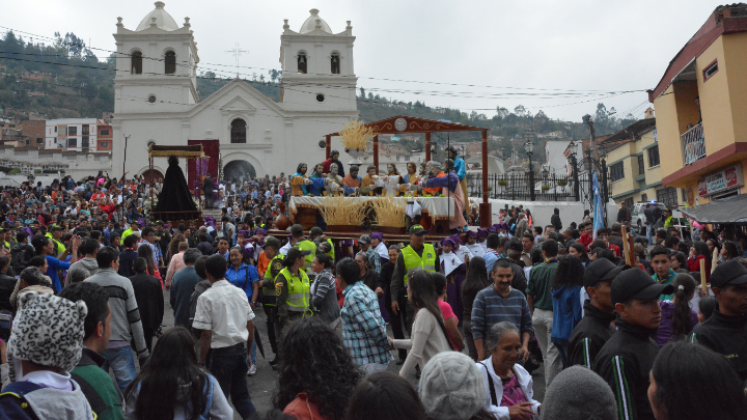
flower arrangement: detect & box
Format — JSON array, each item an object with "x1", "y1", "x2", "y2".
[
  {"x1": 541, "y1": 185, "x2": 551, "y2": 191},
  {"x1": 339, "y1": 119, "x2": 374, "y2": 151},
  {"x1": 497, "y1": 179, "x2": 508, "y2": 186},
  {"x1": 557, "y1": 179, "x2": 568, "y2": 186}
]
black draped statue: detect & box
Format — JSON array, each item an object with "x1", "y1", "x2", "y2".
[{"x1": 155, "y1": 156, "x2": 198, "y2": 213}]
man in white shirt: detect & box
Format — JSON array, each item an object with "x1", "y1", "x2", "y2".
[{"x1": 193, "y1": 254, "x2": 257, "y2": 419}]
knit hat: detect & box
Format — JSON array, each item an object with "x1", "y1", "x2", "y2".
[
  {"x1": 418, "y1": 352, "x2": 487, "y2": 420},
  {"x1": 7, "y1": 291, "x2": 87, "y2": 373},
  {"x1": 540, "y1": 365, "x2": 617, "y2": 420}
]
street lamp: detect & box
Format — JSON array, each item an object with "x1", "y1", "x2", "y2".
[
  {"x1": 525, "y1": 140, "x2": 535, "y2": 200},
  {"x1": 567, "y1": 141, "x2": 580, "y2": 200}
]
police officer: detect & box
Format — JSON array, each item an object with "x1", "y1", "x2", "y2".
[
  {"x1": 274, "y1": 247, "x2": 313, "y2": 338},
  {"x1": 568, "y1": 258, "x2": 628, "y2": 369},
  {"x1": 691, "y1": 260, "x2": 747, "y2": 384},
  {"x1": 390, "y1": 224, "x2": 440, "y2": 334},
  {"x1": 258, "y1": 236, "x2": 284, "y2": 367}
]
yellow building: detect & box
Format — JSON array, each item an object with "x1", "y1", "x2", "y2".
[
  {"x1": 650, "y1": 4, "x2": 747, "y2": 207},
  {"x1": 603, "y1": 110, "x2": 687, "y2": 214}
]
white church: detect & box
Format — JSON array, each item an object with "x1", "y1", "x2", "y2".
[{"x1": 111, "y1": 2, "x2": 359, "y2": 182}]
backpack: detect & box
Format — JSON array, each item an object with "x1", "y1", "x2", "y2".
[
  {"x1": 11, "y1": 244, "x2": 32, "y2": 273},
  {"x1": 0, "y1": 381, "x2": 43, "y2": 420}
]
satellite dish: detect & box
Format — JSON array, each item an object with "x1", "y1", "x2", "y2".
[{"x1": 318, "y1": 140, "x2": 326, "y2": 149}]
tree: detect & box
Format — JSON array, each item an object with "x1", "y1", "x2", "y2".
[
  {"x1": 360, "y1": 87, "x2": 366, "y2": 99},
  {"x1": 495, "y1": 106, "x2": 509, "y2": 119},
  {"x1": 204, "y1": 71, "x2": 216, "y2": 79},
  {"x1": 259, "y1": 74, "x2": 265, "y2": 82},
  {"x1": 514, "y1": 105, "x2": 527, "y2": 117}
]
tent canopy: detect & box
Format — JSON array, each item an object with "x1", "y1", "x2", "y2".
[{"x1": 680, "y1": 194, "x2": 747, "y2": 224}]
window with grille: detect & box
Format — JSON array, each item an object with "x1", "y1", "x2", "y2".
[
  {"x1": 231, "y1": 119, "x2": 247, "y2": 144},
  {"x1": 656, "y1": 187, "x2": 678, "y2": 208},
  {"x1": 68, "y1": 126, "x2": 77, "y2": 136},
  {"x1": 641, "y1": 193, "x2": 648, "y2": 202},
  {"x1": 610, "y1": 162, "x2": 624, "y2": 181},
  {"x1": 682, "y1": 189, "x2": 688, "y2": 202},
  {"x1": 648, "y1": 146, "x2": 660, "y2": 167},
  {"x1": 637, "y1": 155, "x2": 645, "y2": 175},
  {"x1": 623, "y1": 197, "x2": 634, "y2": 209}
]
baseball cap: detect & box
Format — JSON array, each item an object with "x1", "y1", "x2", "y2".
[
  {"x1": 583, "y1": 259, "x2": 629, "y2": 288},
  {"x1": 710, "y1": 260, "x2": 747, "y2": 289},
  {"x1": 409, "y1": 224, "x2": 427, "y2": 235},
  {"x1": 310, "y1": 227, "x2": 324, "y2": 236},
  {"x1": 290, "y1": 224, "x2": 304, "y2": 237},
  {"x1": 611, "y1": 268, "x2": 674, "y2": 305},
  {"x1": 359, "y1": 235, "x2": 372, "y2": 245}
]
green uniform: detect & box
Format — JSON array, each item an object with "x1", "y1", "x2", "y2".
[
  {"x1": 295, "y1": 239, "x2": 317, "y2": 274},
  {"x1": 261, "y1": 254, "x2": 284, "y2": 307},
  {"x1": 274, "y1": 267, "x2": 313, "y2": 336},
  {"x1": 325, "y1": 238, "x2": 335, "y2": 260},
  {"x1": 45, "y1": 232, "x2": 65, "y2": 256},
  {"x1": 401, "y1": 243, "x2": 437, "y2": 296}
]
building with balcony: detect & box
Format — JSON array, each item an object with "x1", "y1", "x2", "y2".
[
  {"x1": 45, "y1": 118, "x2": 113, "y2": 153},
  {"x1": 649, "y1": 4, "x2": 747, "y2": 206},
  {"x1": 602, "y1": 110, "x2": 686, "y2": 211}
]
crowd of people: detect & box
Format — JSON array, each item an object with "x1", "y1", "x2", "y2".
[{"x1": 0, "y1": 169, "x2": 747, "y2": 420}]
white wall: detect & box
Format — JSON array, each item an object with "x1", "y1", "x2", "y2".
[{"x1": 488, "y1": 198, "x2": 618, "y2": 229}]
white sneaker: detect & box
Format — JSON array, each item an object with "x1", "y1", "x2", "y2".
[{"x1": 247, "y1": 364, "x2": 257, "y2": 376}]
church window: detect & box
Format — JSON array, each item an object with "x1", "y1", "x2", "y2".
[
  {"x1": 331, "y1": 52, "x2": 340, "y2": 74},
  {"x1": 131, "y1": 51, "x2": 143, "y2": 75},
  {"x1": 165, "y1": 51, "x2": 176, "y2": 74},
  {"x1": 231, "y1": 119, "x2": 247, "y2": 144},
  {"x1": 297, "y1": 52, "x2": 307, "y2": 74}
]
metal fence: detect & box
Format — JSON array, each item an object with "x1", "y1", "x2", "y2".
[
  {"x1": 467, "y1": 172, "x2": 596, "y2": 202},
  {"x1": 681, "y1": 122, "x2": 706, "y2": 166}
]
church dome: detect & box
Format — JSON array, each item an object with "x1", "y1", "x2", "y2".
[
  {"x1": 136, "y1": 2, "x2": 180, "y2": 31},
  {"x1": 299, "y1": 9, "x2": 332, "y2": 34}
]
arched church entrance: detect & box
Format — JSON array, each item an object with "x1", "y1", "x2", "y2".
[
  {"x1": 141, "y1": 169, "x2": 164, "y2": 185},
  {"x1": 223, "y1": 160, "x2": 256, "y2": 184}
]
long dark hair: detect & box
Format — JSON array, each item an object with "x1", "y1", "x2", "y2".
[
  {"x1": 722, "y1": 241, "x2": 739, "y2": 260},
  {"x1": 137, "y1": 244, "x2": 157, "y2": 276},
  {"x1": 347, "y1": 372, "x2": 428, "y2": 420},
  {"x1": 125, "y1": 327, "x2": 208, "y2": 420},
  {"x1": 551, "y1": 255, "x2": 583, "y2": 291},
  {"x1": 569, "y1": 243, "x2": 589, "y2": 263},
  {"x1": 462, "y1": 256, "x2": 490, "y2": 304},
  {"x1": 408, "y1": 270, "x2": 450, "y2": 345},
  {"x1": 671, "y1": 274, "x2": 696, "y2": 338},
  {"x1": 651, "y1": 342, "x2": 747, "y2": 420},
  {"x1": 692, "y1": 241, "x2": 710, "y2": 257},
  {"x1": 273, "y1": 319, "x2": 361, "y2": 420}
]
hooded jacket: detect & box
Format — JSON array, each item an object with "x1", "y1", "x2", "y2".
[
  {"x1": 594, "y1": 318, "x2": 659, "y2": 420},
  {"x1": 551, "y1": 208, "x2": 562, "y2": 231},
  {"x1": 0, "y1": 377, "x2": 95, "y2": 420},
  {"x1": 550, "y1": 285, "x2": 583, "y2": 346},
  {"x1": 64, "y1": 257, "x2": 100, "y2": 287},
  {"x1": 568, "y1": 300, "x2": 616, "y2": 369}
]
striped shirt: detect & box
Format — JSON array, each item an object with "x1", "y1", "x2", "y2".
[{"x1": 471, "y1": 286, "x2": 533, "y2": 341}]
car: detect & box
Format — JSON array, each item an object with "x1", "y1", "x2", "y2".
[{"x1": 631, "y1": 201, "x2": 668, "y2": 229}]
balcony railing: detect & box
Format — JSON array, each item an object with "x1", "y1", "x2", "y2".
[{"x1": 682, "y1": 122, "x2": 706, "y2": 165}]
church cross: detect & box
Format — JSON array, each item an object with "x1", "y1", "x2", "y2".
[{"x1": 225, "y1": 43, "x2": 249, "y2": 78}]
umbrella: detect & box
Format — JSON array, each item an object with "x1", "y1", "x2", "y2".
[{"x1": 254, "y1": 327, "x2": 265, "y2": 358}]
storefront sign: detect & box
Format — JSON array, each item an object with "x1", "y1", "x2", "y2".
[{"x1": 698, "y1": 164, "x2": 743, "y2": 197}]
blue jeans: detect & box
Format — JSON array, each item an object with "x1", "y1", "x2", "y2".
[
  {"x1": 250, "y1": 340, "x2": 256, "y2": 366},
  {"x1": 102, "y1": 344, "x2": 137, "y2": 394},
  {"x1": 646, "y1": 224, "x2": 654, "y2": 244},
  {"x1": 209, "y1": 343, "x2": 257, "y2": 419}
]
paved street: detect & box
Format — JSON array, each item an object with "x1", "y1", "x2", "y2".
[{"x1": 158, "y1": 290, "x2": 546, "y2": 418}]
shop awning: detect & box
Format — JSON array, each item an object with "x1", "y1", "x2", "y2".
[{"x1": 680, "y1": 194, "x2": 747, "y2": 224}]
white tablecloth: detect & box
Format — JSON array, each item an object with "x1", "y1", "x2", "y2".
[{"x1": 289, "y1": 196, "x2": 455, "y2": 220}]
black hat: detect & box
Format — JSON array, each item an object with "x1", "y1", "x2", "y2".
[
  {"x1": 310, "y1": 226, "x2": 324, "y2": 236},
  {"x1": 290, "y1": 224, "x2": 304, "y2": 237},
  {"x1": 583, "y1": 258, "x2": 629, "y2": 288},
  {"x1": 409, "y1": 224, "x2": 427, "y2": 235},
  {"x1": 611, "y1": 268, "x2": 674, "y2": 305},
  {"x1": 710, "y1": 260, "x2": 747, "y2": 289}
]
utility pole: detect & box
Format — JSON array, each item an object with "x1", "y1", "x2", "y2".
[
  {"x1": 122, "y1": 134, "x2": 130, "y2": 178},
  {"x1": 582, "y1": 114, "x2": 596, "y2": 205}
]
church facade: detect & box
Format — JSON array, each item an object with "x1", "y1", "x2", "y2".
[{"x1": 111, "y1": 3, "x2": 358, "y2": 182}]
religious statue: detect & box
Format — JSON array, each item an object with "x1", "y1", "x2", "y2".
[
  {"x1": 401, "y1": 162, "x2": 421, "y2": 194},
  {"x1": 310, "y1": 164, "x2": 325, "y2": 179},
  {"x1": 380, "y1": 164, "x2": 404, "y2": 195},
  {"x1": 446, "y1": 146, "x2": 469, "y2": 217},
  {"x1": 291, "y1": 163, "x2": 312, "y2": 196},
  {"x1": 341, "y1": 165, "x2": 362, "y2": 196},
  {"x1": 423, "y1": 160, "x2": 468, "y2": 230},
  {"x1": 306, "y1": 164, "x2": 329, "y2": 196},
  {"x1": 360, "y1": 165, "x2": 379, "y2": 195},
  {"x1": 326, "y1": 163, "x2": 344, "y2": 194},
  {"x1": 322, "y1": 150, "x2": 345, "y2": 177}
]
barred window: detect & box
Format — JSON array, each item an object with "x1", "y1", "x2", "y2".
[
  {"x1": 648, "y1": 146, "x2": 660, "y2": 167},
  {"x1": 610, "y1": 162, "x2": 624, "y2": 181},
  {"x1": 657, "y1": 187, "x2": 678, "y2": 208},
  {"x1": 637, "y1": 155, "x2": 645, "y2": 175}
]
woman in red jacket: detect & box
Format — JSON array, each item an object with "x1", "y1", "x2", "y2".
[{"x1": 687, "y1": 241, "x2": 711, "y2": 283}]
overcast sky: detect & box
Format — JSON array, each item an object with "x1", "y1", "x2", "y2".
[{"x1": 3, "y1": 0, "x2": 727, "y2": 122}]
